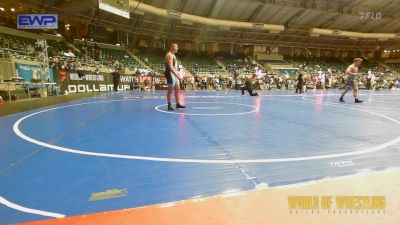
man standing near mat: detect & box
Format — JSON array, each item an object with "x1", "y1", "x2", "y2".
[
  {"x1": 339, "y1": 58, "x2": 363, "y2": 103},
  {"x1": 111, "y1": 67, "x2": 121, "y2": 93},
  {"x1": 165, "y1": 43, "x2": 185, "y2": 110},
  {"x1": 295, "y1": 71, "x2": 304, "y2": 94}
]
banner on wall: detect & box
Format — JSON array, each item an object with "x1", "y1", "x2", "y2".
[
  {"x1": 16, "y1": 63, "x2": 54, "y2": 82},
  {"x1": 53, "y1": 69, "x2": 139, "y2": 93}
]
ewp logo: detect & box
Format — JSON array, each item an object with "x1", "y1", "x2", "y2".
[{"x1": 17, "y1": 14, "x2": 58, "y2": 29}]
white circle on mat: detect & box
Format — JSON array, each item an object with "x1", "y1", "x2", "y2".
[
  {"x1": 12, "y1": 97, "x2": 400, "y2": 164},
  {"x1": 155, "y1": 102, "x2": 259, "y2": 116}
]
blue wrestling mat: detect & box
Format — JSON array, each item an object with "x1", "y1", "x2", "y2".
[{"x1": 1, "y1": 90, "x2": 399, "y2": 224}]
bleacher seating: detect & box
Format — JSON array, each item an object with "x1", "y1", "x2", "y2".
[
  {"x1": 101, "y1": 47, "x2": 144, "y2": 70},
  {"x1": 219, "y1": 55, "x2": 264, "y2": 76},
  {"x1": 138, "y1": 47, "x2": 165, "y2": 72},
  {"x1": 178, "y1": 51, "x2": 226, "y2": 76},
  {"x1": 386, "y1": 63, "x2": 400, "y2": 73},
  {"x1": 259, "y1": 59, "x2": 289, "y2": 65},
  {"x1": 359, "y1": 61, "x2": 379, "y2": 73},
  {"x1": 0, "y1": 33, "x2": 37, "y2": 60}
]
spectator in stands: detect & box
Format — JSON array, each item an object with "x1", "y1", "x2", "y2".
[
  {"x1": 227, "y1": 75, "x2": 233, "y2": 90},
  {"x1": 236, "y1": 78, "x2": 242, "y2": 89},
  {"x1": 2, "y1": 38, "x2": 9, "y2": 49},
  {"x1": 75, "y1": 61, "x2": 84, "y2": 77},
  {"x1": 35, "y1": 40, "x2": 45, "y2": 58},
  {"x1": 395, "y1": 80, "x2": 400, "y2": 88},
  {"x1": 213, "y1": 76, "x2": 220, "y2": 90},
  {"x1": 207, "y1": 76, "x2": 213, "y2": 90},
  {"x1": 93, "y1": 44, "x2": 98, "y2": 60},
  {"x1": 66, "y1": 59, "x2": 75, "y2": 71},
  {"x1": 181, "y1": 77, "x2": 187, "y2": 90},
  {"x1": 201, "y1": 78, "x2": 207, "y2": 90},
  {"x1": 383, "y1": 79, "x2": 388, "y2": 89},
  {"x1": 312, "y1": 76, "x2": 318, "y2": 90},
  {"x1": 69, "y1": 49, "x2": 76, "y2": 57},
  {"x1": 327, "y1": 67, "x2": 332, "y2": 76},
  {"x1": 95, "y1": 67, "x2": 100, "y2": 74},
  {"x1": 318, "y1": 73, "x2": 326, "y2": 90},
  {"x1": 325, "y1": 74, "x2": 330, "y2": 88},
  {"x1": 26, "y1": 44, "x2": 34, "y2": 55},
  {"x1": 277, "y1": 76, "x2": 283, "y2": 90},
  {"x1": 193, "y1": 75, "x2": 200, "y2": 89},
  {"x1": 366, "y1": 72, "x2": 372, "y2": 90},
  {"x1": 81, "y1": 45, "x2": 88, "y2": 60},
  {"x1": 50, "y1": 57, "x2": 59, "y2": 68},
  {"x1": 143, "y1": 78, "x2": 151, "y2": 91},
  {"x1": 94, "y1": 44, "x2": 102, "y2": 61}
]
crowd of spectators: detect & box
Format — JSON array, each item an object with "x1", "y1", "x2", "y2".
[{"x1": 1, "y1": 32, "x2": 399, "y2": 92}]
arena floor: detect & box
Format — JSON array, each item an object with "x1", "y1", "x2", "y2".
[{"x1": 1, "y1": 90, "x2": 399, "y2": 224}]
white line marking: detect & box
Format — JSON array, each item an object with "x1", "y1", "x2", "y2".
[
  {"x1": 304, "y1": 96, "x2": 398, "y2": 110},
  {"x1": 302, "y1": 96, "x2": 400, "y2": 122},
  {"x1": 221, "y1": 188, "x2": 244, "y2": 197},
  {"x1": 12, "y1": 97, "x2": 400, "y2": 164},
  {"x1": 369, "y1": 100, "x2": 400, "y2": 104},
  {"x1": 159, "y1": 202, "x2": 176, "y2": 208},
  {"x1": 0, "y1": 196, "x2": 65, "y2": 218}
]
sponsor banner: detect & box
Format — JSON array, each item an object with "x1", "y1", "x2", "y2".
[
  {"x1": 54, "y1": 69, "x2": 138, "y2": 93},
  {"x1": 66, "y1": 84, "x2": 131, "y2": 93},
  {"x1": 17, "y1": 14, "x2": 58, "y2": 29},
  {"x1": 16, "y1": 63, "x2": 54, "y2": 82}
]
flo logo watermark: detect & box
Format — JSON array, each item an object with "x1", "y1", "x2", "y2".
[{"x1": 360, "y1": 12, "x2": 383, "y2": 20}]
